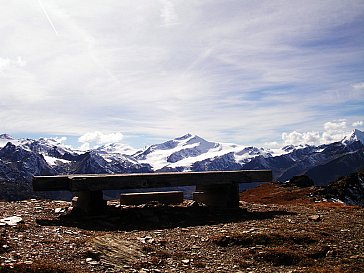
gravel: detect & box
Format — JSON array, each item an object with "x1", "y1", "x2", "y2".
[{"x1": 0, "y1": 183, "x2": 363, "y2": 272}]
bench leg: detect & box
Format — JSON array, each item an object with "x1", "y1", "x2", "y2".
[
  {"x1": 73, "y1": 190, "x2": 107, "y2": 214},
  {"x1": 194, "y1": 183, "x2": 239, "y2": 208}
]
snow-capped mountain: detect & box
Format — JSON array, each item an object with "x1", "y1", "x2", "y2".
[
  {"x1": 343, "y1": 129, "x2": 364, "y2": 144},
  {"x1": 0, "y1": 129, "x2": 363, "y2": 200},
  {"x1": 134, "y1": 133, "x2": 271, "y2": 171},
  {"x1": 95, "y1": 142, "x2": 138, "y2": 156}
]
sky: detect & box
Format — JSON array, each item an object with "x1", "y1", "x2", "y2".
[{"x1": 1, "y1": 0, "x2": 364, "y2": 150}]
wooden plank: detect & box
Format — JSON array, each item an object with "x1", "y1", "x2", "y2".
[
  {"x1": 32, "y1": 175, "x2": 70, "y2": 191},
  {"x1": 69, "y1": 170, "x2": 272, "y2": 191},
  {"x1": 32, "y1": 170, "x2": 272, "y2": 192}
]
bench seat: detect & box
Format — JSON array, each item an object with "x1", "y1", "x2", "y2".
[{"x1": 33, "y1": 170, "x2": 272, "y2": 213}]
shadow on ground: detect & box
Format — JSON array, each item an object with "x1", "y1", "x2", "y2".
[{"x1": 36, "y1": 204, "x2": 296, "y2": 231}]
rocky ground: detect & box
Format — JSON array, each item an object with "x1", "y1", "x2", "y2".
[{"x1": 0, "y1": 183, "x2": 363, "y2": 273}]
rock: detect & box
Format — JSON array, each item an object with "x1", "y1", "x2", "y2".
[
  {"x1": 54, "y1": 208, "x2": 65, "y2": 213},
  {"x1": 86, "y1": 257, "x2": 100, "y2": 265},
  {"x1": 288, "y1": 175, "x2": 314, "y2": 188},
  {"x1": 308, "y1": 215, "x2": 321, "y2": 221},
  {"x1": 138, "y1": 236, "x2": 155, "y2": 244},
  {"x1": 186, "y1": 200, "x2": 200, "y2": 207},
  {"x1": 0, "y1": 216, "x2": 23, "y2": 226},
  {"x1": 182, "y1": 259, "x2": 190, "y2": 264}
]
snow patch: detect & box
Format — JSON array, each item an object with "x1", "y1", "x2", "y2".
[{"x1": 43, "y1": 155, "x2": 71, "y2": 166}]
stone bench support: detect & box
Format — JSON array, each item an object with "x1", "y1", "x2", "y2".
[
  {"x1": 120, "y1": 191, "x2": 183, "y2": 206},
  {"x1": 194, "y1": 183, "x2": 239, "y2": 208}
]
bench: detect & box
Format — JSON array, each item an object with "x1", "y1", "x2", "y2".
[{"x1": 33, "y1": 170, "x2": 272, "y2": 213}]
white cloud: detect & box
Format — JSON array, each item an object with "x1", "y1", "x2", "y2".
[
  {"x1": 0, "y1": 58, "x2": 10, "y2": 72},
  {"x1": 160, "y1": 0, "x2": 179, "y2": 27},
  {"x1": 322, "y1": 120, "x2": 348, "y2": 143},
  {"x1": 79, "y1": 142, "x2": 90, "y2": 151},
  {"x1": 282, "y1": 131, "x2": 321, "y2": 146},
  {"x1": 78, "y1": 131, "x2": 123, "y2": 145},
  {"x1": 281, "y1": 120, "x2": 354, "y2": 146},
  {"x1": 324, "y1": 120, "x2": 347, "y2": 131},
  {"x1": 352, "y1": 121, "x2": 363, "y2": 127},
  {"x1": 352, "y1": 82, "x2": 364, "y2": 90},
  {"x1": 0, "y1": 56, "x2": 26, "y2": 72},
  {"x1": 264, "y1": 141, "x2": 281, "y2": 149},
  {"x1": 53, "y1": 136, "x2": 67, "y2": 144}
]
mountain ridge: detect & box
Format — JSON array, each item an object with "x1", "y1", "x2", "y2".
[{"x1": 0, "y1": 130, "x2": 363, "y2": 200}]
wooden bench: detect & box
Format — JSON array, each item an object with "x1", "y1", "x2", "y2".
[{"x1": 33, "y1": 170, "x2": 272, "y2": 213}]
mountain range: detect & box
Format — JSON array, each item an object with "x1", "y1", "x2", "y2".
[{"x1": 0, "y1": 130, "x2": 363, "y2": 200}]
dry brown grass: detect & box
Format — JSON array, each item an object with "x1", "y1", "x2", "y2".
[
  {"x1": 213, "y1": 232, "x2": 319, "y2": 247},
  {"x1": 240, "y1": 182, "x2": 353, "y2": 209}
]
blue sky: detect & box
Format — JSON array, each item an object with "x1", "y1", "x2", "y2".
[{"x1": 1, "y1": 0, "x2": 364, "y2": 149}]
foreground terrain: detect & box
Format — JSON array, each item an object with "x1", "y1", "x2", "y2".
[{"x1": 0, "y1": 183, "x2": 363, "y2": 272}]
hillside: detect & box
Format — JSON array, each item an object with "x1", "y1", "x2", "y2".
[{"x1": 0, "y1": 183, "x2": 363, "y2": 272}]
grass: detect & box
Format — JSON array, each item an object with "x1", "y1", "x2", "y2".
[{"x1": 213, "y1": 232, "x2": 319, "y2": 247}]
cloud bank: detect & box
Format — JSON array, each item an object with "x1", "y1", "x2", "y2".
[
  {"x1": 78, "y1": 131, "x2": 123, "y2": 150},
  {"x1": 280, "y1": 120, "x2": 363, "y2": 146}
]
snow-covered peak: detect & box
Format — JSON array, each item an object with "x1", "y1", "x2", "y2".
[
  {"x1": 344, "y1": 129, "x2": 364, "y2": 144},
  {"x1": 95, "y1": 143, "x2": 137, "y2": 156},
  {"x1": 0, "y1": 134, "x2": 21, "y2": 148},
  {"x1": 175, "y1": 133, "x2": 193, "y2": 141},
  {"x1": 23, "y1": 137, "x2": 76, "y2": 156},
  {"x1": 0, "y1": 134, "x2": 14, "y2": 140},
  {"x1": 134, "y1": 134, "x2": 271, "y2": 170},
  {"x1": 0, "y1": 135, "x2": 77, "y2": 158},
  {"x1": 134, "y1": 134, "x2": 219, "y2": 169}
]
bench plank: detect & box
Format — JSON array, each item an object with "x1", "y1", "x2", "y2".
[
  {"x1": 32, "y1": 175, "x2": 70, "y2": 191},
  {"x1": 33, "y1": 170, "x2": 271, "y2": 191}
]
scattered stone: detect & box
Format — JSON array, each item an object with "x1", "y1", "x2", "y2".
[
  {"x1": 185, "y1": 200, "x2": 200, "y2": 207},
  {"x1": 138, "y1": 236, "x2": 155, "y2": 244},
  {"x1": 54, "y1": 208, "x2": 65, "y2": 214},
  {"x1": 0, "y1": 216, "x2": 23, "y2": 226},
  {"x1": 308, "y1": 215, "x2": 321, "y2": 222},
  {"x1": 349, "y1": 255, "x2": 361, "y2": 259},
  {"x1": 0, "y1": 186, "x2": 363, "y2": 273},
  {"x1": 86, "y1": 257, "x2": 100, "y2": 265}
]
